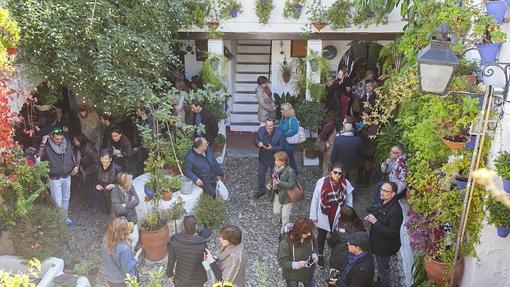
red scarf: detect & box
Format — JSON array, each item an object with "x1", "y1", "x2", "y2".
[
  {"x1": 320, "y1": 176, "x2": 347, "y2": 215},
  {"x1": 264, "y1": 87, "x2": 272, "y2": 98}
]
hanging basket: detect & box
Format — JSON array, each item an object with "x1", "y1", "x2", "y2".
[
  {"x1": 454, "y1": 175, "x2": 468, "y2": 190},
  {"x1": 496, "y1": 226, "x2": 510, "y2": 238},
  {"x1": 503, "y1": 179, "x2": 510, "y2": 193},
  {"x1": 476, "y1": 43, "x2": 502, "y2": 64},
  {"x1": 442, "y1": 135, "x2": 469, "y2": 151},
  {"x1": 283, "y1": 74, "x2": 291, "y2": 83},
  {"x1": 230, "y1": 9, "x2": 239, "y2": 18},
  {"x1": 485, "y1": 0, "x2": 507, "y2": 24},
  {"x1": 207, "y1": 21, "x2": 220, "y2": 30},
  {"x1": 312, "y1": 22, "x2": 327, "y2": 31}
]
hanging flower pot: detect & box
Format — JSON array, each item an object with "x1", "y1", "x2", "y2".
[
  {"x1": 424, "y1": 256, "x2": 464, "y2": 286},
  {"x1": 503, "y1": 179, "x2": 510, "y2": 193},
  {"x1": 485, "y1": 0, "x2": 507, "y2": 24},
  {"x1": 7, "y1": 47, "x2": 16, "y2": 56},
  {"x1": 282, "y1": 73, "x2": 291, "y2": 83},
  {"x1": 454, "y1": 174, "x2": 468, "y2": 190},
  {"x1": 465, "y1": 135, "x2": 477, "y2": 149},
  {"x1": 207, "y1": 21, "x2": 220, "y2": 30},
  {"x1": 442, "y1": 134, "x2": 470, "y2": 151},
  {"x1": 230, "y1": 9, "x2": 239, "y2": 18},
  {"x1": 312, "y1": 22, "x2": 327, "y2": 31},
  {"x1": 476, "y1": 43, "x2": 502, "y2": 64},
  {"x1": 496, "y1": 226, "x2": 510, "y2": 238},
  {"x1": 466, "y1": 72, "x2": 477, "y2": 85},
  {"x1": 293, "y1": 4, "x2": 303, "y2": 17}
]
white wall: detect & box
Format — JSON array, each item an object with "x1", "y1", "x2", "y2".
[
  {"x1": 183, "y1": 40, "x2": 203, "y2": 81},
  {"x1": 181, "y1": 0, "x2": 405, "y2": 34},
  {"x1": 460, "y1": 16, "x2": 510, "y2": 287}
]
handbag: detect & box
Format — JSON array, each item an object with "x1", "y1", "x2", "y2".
[
  {"x1": 216, "y1": 180, "x2": 229, "y2": 201},
  {"x1": 285, "y1": 117, "x2": 306, "y2": 144},
  {"x1": 286, "y1": 179, "x2": 304, "y2": 203}
]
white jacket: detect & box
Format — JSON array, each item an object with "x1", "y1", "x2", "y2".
[{"x1": 309, "y1": 176, "x2": 354, "y2": 232}]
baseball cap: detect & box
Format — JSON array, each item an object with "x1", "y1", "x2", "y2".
[{"x1": 345, "y1": 232, "x2": 370, "y2": 251}]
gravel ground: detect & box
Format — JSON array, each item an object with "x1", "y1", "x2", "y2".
[{"x1": 61, "y1": 154, "x2": 405, "y2": 287}]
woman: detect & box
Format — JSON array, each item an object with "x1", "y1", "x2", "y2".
[
  {"x1": 309, "y1": 162, "x2": 354, "y2": 268},
  {"x1": 327, "y1": 206, "x2": 365, "y2": 272},
  {"x1": 205, "y1": 225, "x2": 247, "y2": 287},
  {"x1": 278, "y1": 103, "x2": 299, "y2": 173},
  {"x1": 356, "y1": 108, "x2": 378, "y2": 187},
  {"x1": 109, "y1": 126, "x2": 135, "y2": 175},
  {"x1": 175, "y1": 79, "x2": 188, "y2": 127},
  {"x1": 73, "y1": 133, "x2": 99, "y2": 211},
  {"x1": 102, "y1": 217, "x2": 142, "y2": 287},
  {"x1": 267, "y1": 151, "x2": 296, "y2": 230},
  {"x1": 277, "y1": 217, "x2": 318, "y2": 287},
  {"x1": 255, "y1": 76, "x2": 276, "y2": 125},
  {"x1": 96, "y1": 148, "x2": 122, "y2": 215},
  {"x1": 111, "y1": 172, "x2": 140, "y2": 248},
  {"x1": 167, "y1": 215, "x2": 208, "y2": 287},
  {"x1": 318, "y1": 111, "x2": 338, "y2": 176}
]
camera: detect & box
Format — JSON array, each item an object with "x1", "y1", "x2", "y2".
[{"x1": 326, "y1": 268, "x2": 341, "y2": 286}]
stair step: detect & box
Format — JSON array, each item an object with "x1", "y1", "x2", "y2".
[
  {"x1": 236, "y1": 82, "x2": 258, "y2": 92},
  {"x1": 237, "y1": 45, "x2": 271, "y2": 54},
  {"x1": 233, "y1": 103, "x2": 258, "y2": 112},
  {"x1": 234, "y1": 94, "x2": 257, "y2": 102},
  {"x1": 236, "y1": 54, "x2": 270, "y2": 63},
  {"x1": 238, "y1": 40, "x2": 271, "y2": 45},
  {"x1": 229, "y1": 125, "x2": 260, "y2": 132},
  {"x1": 236, "y1": 73, "x2": 269, "y2": 82},
  {"x1": 236, "y1": 64, "x2": 270, "y2": 73},
  {"x1": 230, "y1": 112, "x2": 259, "y2": 123}
]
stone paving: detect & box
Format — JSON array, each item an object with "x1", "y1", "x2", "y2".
[{"x1": 62, "y1": 154, "x2": 405, "y2": 286}]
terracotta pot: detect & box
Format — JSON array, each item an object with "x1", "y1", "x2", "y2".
[
  {"x1": 442, "y1": 135, "x2": 469, "y2": 151},
  {"x1": 466, "y1": 73, "x2": 477, "y2": 85},
  {"x1": 144, "y1": 195, "x2": 152, "y2": 202},
  {"x1": 283, "y1": 74, "x2": 291, "y2": 83},
  {"x1": 207, "y1": 22, "x2": 219, "y2": 30},
  {"x1": 213, "y1": 143, "x2": 225, "y2": 153},
  {"x1": 313, "y1": 22, "x2": 327, "y2": 31},
  {"x1": 165, "y1": 165, "x2": 180, "y2": 176},
  {"x1": 7, "y1": 47, "x2": 16, "y2": 55},
  {"x1": 424, "y1": 256, "x2": 464, "y2": 286},
  {"x1": 140, "y1": 224, "x2": 169, "y2": 261},
  {"x1": 305, "y1": 148, "x2": 319, "y2": 159},
  {"x1": 162, "y1": 191, "x2": 173, "y2": 201}
]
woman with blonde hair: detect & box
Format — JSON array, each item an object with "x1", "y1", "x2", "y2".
[
  {"x1": 111, "y1": 172, "x2": 140, "y2": 248},
  {"x1": 267, "y1": 151, "x2": 296, "y2": 229},
  {"x1": 278, "y1": 103, "x2": 299, "y2": 173},
  {"x1": 102, "y1": 217, "x2": 142, "y2": 287}
]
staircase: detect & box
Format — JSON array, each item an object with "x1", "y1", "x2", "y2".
[{"x1": 230, "y1": 40, "x2": 272, "y2": 132}]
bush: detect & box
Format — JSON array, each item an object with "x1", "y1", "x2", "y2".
[
  {"x1": 485, "y1": 196, "x2": 510, "y2": 227},
  {"x1": 495, "y1": 151, "x2": 510, "y2": 180},
  {"x1": 73, "y1": 258, "x2": 98, "y2": 276},
  {"x1": 195, "y1": 193, "x2": 226, "y2": 229},
  {"x1": 13, "y1": 205, "x2": 70, "y2": 259}
]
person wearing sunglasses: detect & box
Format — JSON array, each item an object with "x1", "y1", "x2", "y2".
[
  {"x1": 38, "y1": 127, "x2": 79, "y2": 225},
  {"x1": 309, "y1": 162, "x2": 354, "y2": 269},
  {"x1": 277, "y1": 217, "x2": 318, "y2": 287}
]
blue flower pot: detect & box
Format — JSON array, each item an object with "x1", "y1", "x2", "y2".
[
  {"x1": 503, "y1": 179, "x2": 510, "y2": 193},
  {"x1": 230, "y1": 9, "x2": 238, "y2": 18},
  {"x1": 293, "y1": 4, "x2": 303, "y2": 15},
  {"x1": 476, "y1": 43, "x2": 502, "y2": 64},
  {"x1": 144, "y1": 185, "x2": 155, "y2": 198},
  {"x1": 465, "y1": 135, "x2": 476, "y2": 149},
  {"x1": 496, "y1": 226, "x2": 510, "y2": 238},
  {"x1": 455, "y1": 177, "x2": 468, "y2": 190},
  {"x1": 486, "y1": 1, "x2": 507, "y2": 24}
]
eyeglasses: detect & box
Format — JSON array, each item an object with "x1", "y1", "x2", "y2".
[
  {"x1": 51, "y1": 128, "x2": 64, "y2": 135},
  {"x1": 380, "y1": 187, "x2": 393, "y2": 193},
  {"x1": 305, "y1": 256, "x2": 318, "y2": 268},
  {"x1": 332, "y1": 170, "x2": 342, "y2": 175}
]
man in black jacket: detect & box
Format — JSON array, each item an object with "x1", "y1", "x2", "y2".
[
  {"x1": 167, "y1": 215, "x2": 208, "y2": 287},
  {"x1": 331, "y1": 122, "x2": 362, "y2": 183},
  {"x1": 365, "y1": 181, "x2": 403, "y2": 287},
  {"x1": 191, "y1": 99, "x2": 219, "y2": 145},
  {"x1": 329, "y1": 232, "x2": 374, "y2": 287}
]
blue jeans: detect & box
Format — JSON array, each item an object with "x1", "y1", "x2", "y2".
[
  {"x1": 257, "y1": 158, "x2": 274, "y2": 193},
  {"x1": 286, "y1": 277, "x2": 316, "y2": 287},
  {"x1": 49, "y1": 176, "x2": 71, "y2": 219},
  {"x1": 285, "y1": 148, "x2": 298, "y2": 174},
  {"x1": 375, "y1": 255, "x2": 392, "y2": 287},
  {"x1": 84, "y1": 174, "x2": 99, "y2": 209}
]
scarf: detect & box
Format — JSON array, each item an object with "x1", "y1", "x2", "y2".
[
  {"x1": 264, "y1": 87, "x2": 272, "y2": 98},
  {"x1": 394, "y1": 154, "x2": 408, "y2": 182},
  {"x1": 49, "y1": 137, "x2": 67, "y2": 155},
  {"x1": 271, "y1": 165, "x2": 285, "y2": 190},
  {"x1": 340, "y1": 252, "x2": 368, "y2": 282},
  {"x1": 320, "y1": 176, "x2": 347, "y2": 215}
]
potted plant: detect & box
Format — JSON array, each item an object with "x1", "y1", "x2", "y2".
[
  {"x1": 485, "y1": 0, "x2": 508, "y2": 24},
  {"x1": 195, "y1": 193, "x2": 226, "y2": 230},
  {"x1": 494, "y1": 151, "x2": 510, "y2": 193},
  {"x1": 220, "y1": 0, "x2": 242, "y2": 18},
  {"x1": 162, "y1": 176, "x2": 181, "y2": 201},
  {"x1": 485, "y1": 196, "x2": 510, "y2": 238},
  {"x1": 279, "y1": 61, "x2": 293, "y2": 83},
  {"x1": 283, "y1": 0, "x2": 304, "y2": 20},
  {"x1": 295, "y1": 98, "x2": 326, "y2": 138},
  {"x1": 255, "y1": 0, "x2": 274, "y2": 24},
  {"x1": 307, "y1": 1, "x2": 328, "y2": 31},
  {"x1": 213, "y1": 133, "x2": 226, "y2": 154},
  {"x1": 326, "y1": 0, "x2": 352, "y2": 29},
  {"x1": 473, "y1": 14, "x2": 507, "y2": 64},
  {"x1": 73, "y1": 258, "x2": 99, "y2": 281},
  {"x1": 302, "y1": 138, "x2": 319, "y2": 159}
]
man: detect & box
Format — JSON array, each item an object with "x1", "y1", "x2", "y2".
[
  {"x1": 183, "y1": 137, "x2": 224, "y2": 198},
  {"x1": 191, "y1": 99, "x2": 218, "y2": 145},
  {"x1": 99, "y1": 113, "x2": 115, "y2": 149},
  {"x1": 330, "y1": 122, "x2": 362, "y2": 182},
  {"x1": 329, "y1": 232, "x2": 374, "y2": 287},
  {"x1": 366, "y1": 181, "x2": 403, "y2": 287},
  {"x1": 167, "y1": 215, "x2": 208, "y2": 287},
  {"x1": 77, "y1": 104, "x2": 101, "y2": 150},
  {"x1": 360, "y1": 80, "x2": 377, "y2": 108},
  {"x1": 253, "y1": 118, "x2": 285, "y2": 199},
  {"x1": 38, "y1": 127, "x2": 79, "y2": 225},
  {"x1": 375, "y1": 144, "x2": 408, "y2": 206}
]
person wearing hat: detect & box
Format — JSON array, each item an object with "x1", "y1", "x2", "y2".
[
  {"x1": 38, "y1": 127, "x2": 79, "y2": 225},
  {"x1": 328, "y1": 232, "x2": 374, "y2": 287}
]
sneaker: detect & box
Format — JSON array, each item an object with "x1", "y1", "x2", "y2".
[
  {"x1": 65, "y1": 218, "x2": 76, "y2": 226},
  {"x1": 317, "y1": 255, "x2": 324, "y2": 269}
]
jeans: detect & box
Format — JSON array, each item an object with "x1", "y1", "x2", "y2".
[
  {"x1": 49, "y1": 176, "x2": 71, "y2": 218},
  {"x1": 375, "y1": 255, "x2": 392, "y2": 287},
  {"x1": 285, "y1": 148, "x2": 298, "y2": 174},
  {"x1": 257, "y1": 158, "x2": 274, "y2": 193},
  {"x1": 286, "y1": 277, "x2": 316, "y2": 287},
  {"x1": 273, "y1": 196, "x2": 292, "y2": 229}
]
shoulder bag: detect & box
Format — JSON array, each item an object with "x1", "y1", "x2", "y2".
[
  {"x1": 285, "y1": 116, "x2": 306, "y2": 144},
  {"x1": 287, "y1": 179, "x2": 304, "y2": 203}
]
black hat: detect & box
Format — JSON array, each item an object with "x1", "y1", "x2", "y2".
[{"x1": 345, "y1": 232, "x2": 370, "y2": 251}]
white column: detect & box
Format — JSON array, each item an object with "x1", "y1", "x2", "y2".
[
  {"x1": 306, "y1": 39, "x2": 323, "y2": 101},
  {"x1": 208, "y1": 39, "x2": 227, "y2": 164}
]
